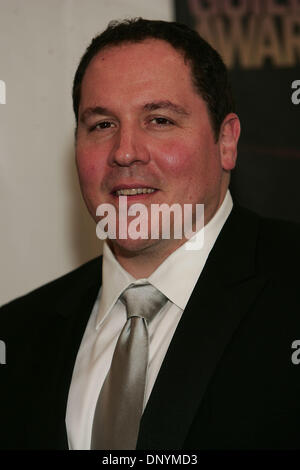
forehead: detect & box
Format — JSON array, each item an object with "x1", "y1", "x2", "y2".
[{"x1": 80, "y1": 39, "x2": 200, "y2": 110}]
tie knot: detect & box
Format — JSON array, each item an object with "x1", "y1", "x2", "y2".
[{"x1": 120, "y1": 283, "x2": 168, "y2": 323}]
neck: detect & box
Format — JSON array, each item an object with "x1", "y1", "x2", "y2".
[{"x1": 108, "y1": 237, "x2": 188, "y2": 279}]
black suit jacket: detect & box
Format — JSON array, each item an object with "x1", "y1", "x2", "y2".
[{"x1": 1, "y1": 206, "x2": 300, "y2": 450}]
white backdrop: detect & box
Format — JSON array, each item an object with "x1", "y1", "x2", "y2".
[{"x1": 0, "y1": 0, "x2": 173, "y2": 305}]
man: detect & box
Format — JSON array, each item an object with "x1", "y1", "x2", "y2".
[{"x1": 0, "y1": 18, "x2": 300, "y2": 450}]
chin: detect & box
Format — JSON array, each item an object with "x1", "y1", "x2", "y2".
[{"x1": 108, "y1": 236, "x2": 162, "y2": 256}]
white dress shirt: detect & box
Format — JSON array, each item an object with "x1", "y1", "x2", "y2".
[{"x1": 66, "y1": 191, "x2": 233, "y2": 449}]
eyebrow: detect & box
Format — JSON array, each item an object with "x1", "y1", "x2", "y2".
[
  {"x1": 80, "y1": 100, "x2": 190, "y2": 124},
  {"x1": 142, "y1": 100, "x2": 190, "y2": 116},
  {"x1": 80, "y1": 106, "x2": 110, "y2": 124}
]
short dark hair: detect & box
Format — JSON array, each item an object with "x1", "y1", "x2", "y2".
[{"x1": 72, "y1": 18, "x2": 235, "y2": 140}]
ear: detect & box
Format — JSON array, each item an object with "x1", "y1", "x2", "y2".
[{"x1": 218, "y1": 113, "x2": 241, "y2": 171}]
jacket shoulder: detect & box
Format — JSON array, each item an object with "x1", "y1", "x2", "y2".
[
  {"x1": 235, "y1": 205, "x2": 300, "y2": 274},
  {"x1": 0, "y1": 256, "x2": 102, "y2": 317}
]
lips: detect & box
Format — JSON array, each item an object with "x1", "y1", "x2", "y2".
[
  {"x1": 110, "y1": 183, "x2": 158, "y2": 197},
  {"x1": 116, "y1": 188, "x2": 156, "y2": 196}
]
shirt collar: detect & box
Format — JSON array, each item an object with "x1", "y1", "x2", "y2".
[
  {"x1": 95, "y1": 241, "x2": 135, "y2": 329},
  {"x1": 148, "y1": 190, "x2": 233, "y2": 309},
  {"x1": 95, "y1": 190, "x2": 233, "y2": 328}
]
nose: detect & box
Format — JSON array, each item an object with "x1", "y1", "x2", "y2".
[{"x1": 109, "y1": 123, "x2": 150, "y2": 167}]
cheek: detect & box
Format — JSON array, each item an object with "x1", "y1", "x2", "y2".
[
  {"x1": 76, "y1": 147, "x2": 103, "y2": 186},
  {"x1": 155, "y1": 137, "x2": 222, "y2": 204},
  {"x1": 156, "y1": 140, "x2": 206, "y2": 180}
]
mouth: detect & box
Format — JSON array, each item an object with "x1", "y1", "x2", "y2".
[{"x1": 111, "y1": 185, "x2": 159, "y2": 199}]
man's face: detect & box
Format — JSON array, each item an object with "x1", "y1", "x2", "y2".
[{"x1": 76, "y1": 39, "x2": 238, "y2": 255}]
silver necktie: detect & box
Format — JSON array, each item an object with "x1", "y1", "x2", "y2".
[{"x1": 91, "y1": 282, "x2": 168, "y2": 450}]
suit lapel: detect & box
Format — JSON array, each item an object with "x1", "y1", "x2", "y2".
[
  {"x1": 137, "y1": 207, "x2": 268, "y2": 449},
  {"x1": 26, "y1": 257, "x2": 102, "y2": 449}
]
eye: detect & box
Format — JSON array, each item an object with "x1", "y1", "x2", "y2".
[
  {"x1": 90, "y1": 121, "x2": 116, "y2": 131},
  {"x1": 149, "y1": 117, "x2": 174, "y2": 126}
]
